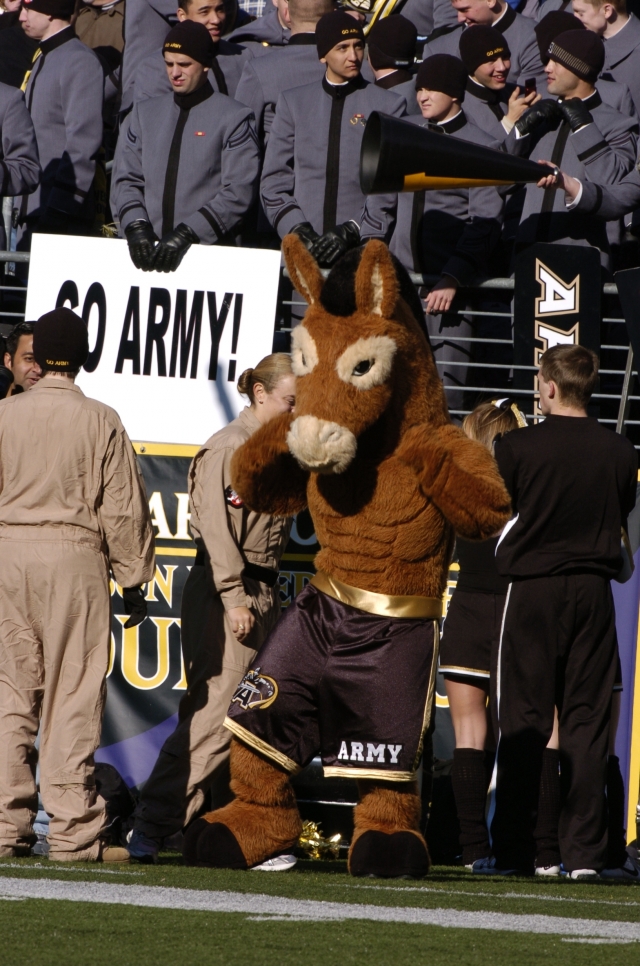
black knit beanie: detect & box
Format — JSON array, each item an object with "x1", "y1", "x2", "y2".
[
  {"x1": 415, "y1": 53, "x2": 467, "y2": 100},
  {"x1": 316, "y1": 10, "x2": 364, "y2": 59},
  {"x1": 459, "y1": 24, "x2": 511, "y2": 76},
  {"x1": 368, "y1": 15, "x2": 417, "y2": 70},
  {"x1": 21, "y1": 0, "x2": 74, "y2": 20},
  {"x1": 163, "y1": 21, "x2": 215, "y2": 67},
  {"x1": 535, "y1": 11, "x2": 585, "y2": 62},
  {"x1": 548, "y1": 28, "x2": 604, "y2": 81},
  {"x1": 33, "y1": 309, "x2": 89, "y2": 372}
]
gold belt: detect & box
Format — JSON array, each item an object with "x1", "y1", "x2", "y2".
[{"x1": 310, "y1": 571, "x2": 443, "y2": 620}]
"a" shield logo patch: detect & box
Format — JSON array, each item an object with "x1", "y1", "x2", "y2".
[{"x1": 231, "y1": 667, "x2": 278, "y2": 710}]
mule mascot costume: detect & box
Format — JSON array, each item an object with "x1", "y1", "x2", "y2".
[{"x1": 184, "y1": 237, "x2": 511, "y2": 878}]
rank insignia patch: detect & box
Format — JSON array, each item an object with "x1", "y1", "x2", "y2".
[
  {"x1": 231, "y1": 667, "x2": 278, "y2": 710},
  {"x1": 225, "y1": 485, "x2": 244, "y2": 508},
  {"x1": 195, "y1": 131, "x2": 205, "y2": 136},
  {"x1": 350, "y1": 114, "x2": 366, "y2": 126}
]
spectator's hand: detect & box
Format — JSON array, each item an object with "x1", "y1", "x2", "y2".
[
  {"x1": 515, "y1": 98, "x2": 561, "y2": 137},
  {"x1": 124, "y1": 220, "x2": 158, "y2": 271},
  {"x1": 310, "y1": 221, "x2": 360, "y2": 267},
  {"x1": 424, "y1": 275, "x2": 459, "y2": 315},
  {"x1": 123, "y1": 586, "x2": 147, "y2": 629},
  {"x1": 557, "y1": 96, "x2": 593, "y2": 133},
  {"x1": 153, "y1": 223, "x2": 199, "y2": 273},
  {"x1": 35, "y1": 207, "x2": 68, "y2": 235},
  {"x1": 505, "y1": 87, "x2": 541, "y2": 126},
  {"x1": 536, "y1": 161, "x2": 582, "y2": 204},
  {"x1": 291, "y1": 222, "x2": 321, "y2": 250},
  {"x1": 227, "y1": 606, "x2": 255, "y2": 643}
]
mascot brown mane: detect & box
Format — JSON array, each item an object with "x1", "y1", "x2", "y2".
[{"x1": 183, "y1": 237, "x2": 511, "y2": 877}]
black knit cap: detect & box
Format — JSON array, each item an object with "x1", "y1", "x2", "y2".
[
  {"x1": 415, "y1": 53, "x2": 467, "y2": 100},
  {"x1": 459, "y1": 24, "x2": 511, "y2": 76},
  {"x1": 33, "y1": 309, "x2": 89, "y2": 373},
  {"x1": 535, "y1": 11, "x2": 585, "y2": 62},
  {"x1": 548, "y1": 28, "x2": 604, "y2": 81},
  {"x1": 316, "y1": 10, "x2": 364, "y2": 59},
  {"x1": 21, "y1": 0, "x2": 74, "y2": 20},
  {"x1": 368, "y1": 15, "x2": 417, "y2": 70},
  {"x1": 163, "y1": 21, "x2": 215, "y2": 67}
]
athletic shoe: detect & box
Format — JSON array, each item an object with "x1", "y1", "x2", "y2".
[
  {"x1": 600, "y1": 854, "x2": 640, "y2": 882},
  {"x1": 251, "y1": 854, "x2": 297, "y2": 871},
  {"x1": 535, "y1": 864, "x2": 561, "y2": 877},
  {"x1": 471, "y1": 856, "x2": 519, "y2": 876},
  {"x1": 126, "y1": 829, "x2": 160, "y2": 864},
  {"x1": 567, "y1": 868, "x2": 599, "y2": 881}
]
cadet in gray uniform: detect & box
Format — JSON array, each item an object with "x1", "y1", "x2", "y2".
[
  {"x1": 18, "y1": 0, "x2": 103, "y2": 241},
  {"x1": 378, "y1": 55, "x2": 504, "y2": 411},
  {"x1": 133, "y1": 0, "x2": 252, "y2": 101},
  {"x1": 423, "y1": 0, "x2": 547, "y2": 90},
  {"x1": 260, "y1": 11, "x2": 405, "y2": 268},
  {"x1": 0, "y1": 83, "x2": 40, "y2": 251},
  {"x1": 235, "y1": 0, "x2": 332, "y2": 145},
  {"x1": 572, "y1": 0, "x2": 640, "y2": 117},
  {"x1": 111, "y1": 21, "x2": 260, "y2": 272},
  {"x1": 508, "y1": 29, "x2": 638, "y2": 266},
  {"x1": 536, "y1": 158, "x2": 640, "y2": 216},
  {"x1": 367, "y1": 15, "x2": 421, "y2": 114},
  {"x1": 228, "y1": 0, "x2": 290, "y2": 45},
  {"x1": 120, "y1": 0, "x2": 178, "y2": 113}
]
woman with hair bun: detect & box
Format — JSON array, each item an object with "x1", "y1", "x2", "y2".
[{"x1": 127, "y1": 353, "x2": 296, "y2": 865}]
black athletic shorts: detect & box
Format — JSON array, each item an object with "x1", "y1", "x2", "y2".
[
  {"x1": 439, "y1": 590, "x2": 506, "y2": 681},
  {"x1": 224, "y1": 582, "x2": 439, "y2": 781}
]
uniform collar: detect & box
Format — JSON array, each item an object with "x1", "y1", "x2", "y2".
[
  {"x1": 322, "y1": 73, "x2": 367, "y2": 98},
  {"x1": 375, "y1": 68, "x2": 413, "y2": 89},
  {"x1": 238, "y1": 405, "x2": 262, "y2": 433},
  {"x1": 491, "y1": 3, "x2": 515, "y2": 32},
  {"x1": 288, "y1": 32, "x2": 317, "y2": 45},
  {"x1": 33, "y1": 375, "x2": 83, "y2": 393},
  {"x1": 174, "y1": 81, "x2": 214, "y2": 110},
  {"x1": 431, "y1": 109, "x2": 466, "y2": 134},
  {"x1": 604, "y1": 12, "x2": 640, "y2": 64},
  {"x1": 40, "y1": 24, "x2": 75, "y2": 54},
  {"x1": 465, "y1": 75, "x2": 501, "y2": 104}
]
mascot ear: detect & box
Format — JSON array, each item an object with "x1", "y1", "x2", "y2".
[
  {"x1": 355, "y1": 240, "x2": 398, "y2": 318},
  {"x1": 282, "y1": 234, "x2": 324, "y2": 305}
]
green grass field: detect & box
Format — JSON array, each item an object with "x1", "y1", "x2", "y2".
[{"x1": 2, "y1": 855, "x2": 640, "y2": 966}]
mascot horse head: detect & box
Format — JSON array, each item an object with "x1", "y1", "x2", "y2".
[{"x1": 283, "y1": 235, "x2": 449, "y2": 475}]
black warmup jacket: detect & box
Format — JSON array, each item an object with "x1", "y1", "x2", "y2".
[{"x1": 494, "y1": 415, "x2": 637, "y2": 580}]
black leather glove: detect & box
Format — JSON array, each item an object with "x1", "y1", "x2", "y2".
[
  {"x1": 291, "y1": 221, "x2": 320, "y2": 250},
  {"x1": 515, "y1": 99, "x2": 562, "y2": 137},
  {"x1": 153, "y1": 223, "x2": 199, "y2": 273},
  {"x1": 124, "y1": 220, "x2": 158, "y2": 271},
  {"x1": 123, "y1": 586, "x2": 147, "y2": 629},
  {"x1": 558, "y1": 97, "x2": 593, "y2": 133},
  {"x1": 34, "y1": 207, "x2": 69, "y2": 235},
  {"x1": 309, "y1": 221, "x2": 360, "y2": 268}
]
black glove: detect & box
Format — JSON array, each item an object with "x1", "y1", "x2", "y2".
[
  {"x1": 309, "y1": 221, "x2": 360, "y2": 268},
  {"x1": 124, "y1": 219, "x2": 158, "y2": 271},
  {"x1": 153, "y1": 223, "x2": 199, "y2": 273},
  {"x1": 122, "y1": 586, "x2": 147, "y2": 629},
  {"x1": 557, "y1": 97, "x2": 593, "y2": 133},
  {"x1": 515, "y1": 99, "x2": 562, "y2": 138},
  {"x1": 291, "y1": 222, "x2": 320, "y2": 250},
  {"x1": 34, "y1": 207, "x2": 69, "y2": 235}
]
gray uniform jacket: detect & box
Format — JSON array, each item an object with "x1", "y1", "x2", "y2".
[
  {"x1": 23, "y1": 27, "x2": 103, "y2": 224},
  {"x1": 120, "y1": 0, "x2": 177, "y2": 112},
  {"x1": 375, "y1": 70, "x2": 421, "y2": 115},
  {"x1": 574, "y1": 170, "x2": 640, "y2": 220},
  {"x1": 235, "y1": 35, "x2": 324, "y2": 143},
  {"x1": 133, "y1": 41, "x2": 252, "y2": 103},
  {"x1": 461, "y1": 79, "x2": 514, "y2": 141},
  {"x1": 261, "y1": 75, "x2": 406, "y2": 238},
  {"x1": 507, "y1": 90, "x2": 638, "y2": 262},
  {"x1": 600, "y1": 14, "x2": 640, "y2": 118},
  {"x1": 384, "y1": 111, "x2": 504, "y2": 280},
  {"x1": 228, "y1": 5, "x2": 290, "y2": 46},
  {"x1": 423, "y1": 6, "x2": 546, "y2": 88},
  {"x1": 0, "y1": 84, "x2": 40, "y2": 250},
  {"x1": 111, "y1": 83, "x2": 260, "y2": 243},
  {"x1": 398, "y1": 0, "x2": 457, "y2": 38}
]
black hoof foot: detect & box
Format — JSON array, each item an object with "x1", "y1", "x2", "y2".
[
  {"x1": 192, "y1": 822, "x2": 248, "y2": 869},
  {"x1": 349, "y1": 830, "x2": 430, "y2": 879},
  {"x1": 182, "y1": 818, "x2": 208, "y2": 866}
]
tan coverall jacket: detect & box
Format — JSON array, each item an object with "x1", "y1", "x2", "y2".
[
  {"x1": 135, "y1": 406, "x2": 292, "y2": 839},
  {"x1": 0, "y1": 377, "x2": 154, "y2": 859}
]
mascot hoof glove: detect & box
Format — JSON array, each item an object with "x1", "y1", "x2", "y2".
[
  {"x1": 349, "y1": 830, "x2": 430, "y2": 879},
  {"x1": 183, "y1": 820, "x2": 248, "y2": 869}
]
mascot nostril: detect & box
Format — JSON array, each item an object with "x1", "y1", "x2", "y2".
[
  {"x1": 287, "y1": 415, "x2": 357, "y2": 474},
  {"x1": 187, "y1": 238, "x2": 512, "y2": 880}
]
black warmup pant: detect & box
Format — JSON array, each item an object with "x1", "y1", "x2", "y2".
[{"x1": 490, "y1": 574, "x2": 617, "y2": 874}]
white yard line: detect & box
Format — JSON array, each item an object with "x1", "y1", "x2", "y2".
[
  {"x1": 0, "y1": 877, "x2": 638, "y2": 941},
  {"x1": 350, "y1": 883, "x2": 640, "y2": 909},
  {"x1": 0, "y1": 862, "x2": 142, "y2": 876}
]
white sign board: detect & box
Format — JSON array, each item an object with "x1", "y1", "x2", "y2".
[{"x1": 25, "y1": 235, "x2": 281, "y2": 445}]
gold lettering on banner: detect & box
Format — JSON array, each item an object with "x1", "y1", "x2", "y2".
[
  {"x1": 278, "y1": 571, "x2": 314, "y2": 607},
  {"x1": 145, "y1": 565, "x2": 178, "y2": 605},
  {"x1": 174, "y1": 493, "x2": 191, "y2": 540},
  {"x1": 107, "y1": 632, "x2": 116, "y2": 678},
  {"x1": 116, "y1": 616, "x2": 177, "y2": 690},
  {"x1": 173, "y1": 639, "x2": 187, "y2": 691},
  {"x1": 149, "y1": 491, "x2": 173, "y2": 539},
  {"x1": 534, "y1": 260, "x2": 580, "y2": 419}
]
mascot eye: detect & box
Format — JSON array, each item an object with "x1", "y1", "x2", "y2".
[
  {"x1": 291, "y1": 326, "x2": 319, "y2": 377},
  {"x1": 353, "y1": 360, "x2": 373, "y2": 377},
  {"x1": 336, "y1": 336, "x2": 397, "y2": 390}
]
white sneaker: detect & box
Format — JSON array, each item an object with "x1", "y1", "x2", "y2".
[
  {"x1": 251, "y1": 854, "x2": 297, "y2": 871},
  {"x1": 567, "y1": 868, "x2": 599, "y2": 881},
  {"x1": 535, "y1": 864, "x2": 561, "y2": 877}
]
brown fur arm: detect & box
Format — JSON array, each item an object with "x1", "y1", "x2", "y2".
[
  {"x1": 231, "y1": 411, "x2": 309, "y2": 516},
  {"x1": 397, "y1": 423, "x2": 512, "y2": 539}
]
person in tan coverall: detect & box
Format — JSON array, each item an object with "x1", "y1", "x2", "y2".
[
  {"x1": 128, "y1": 353, "x2": 295, "y2": 863},
  {"x1": 0, "y1": 309, "x2": 154, "y2": 862}
]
